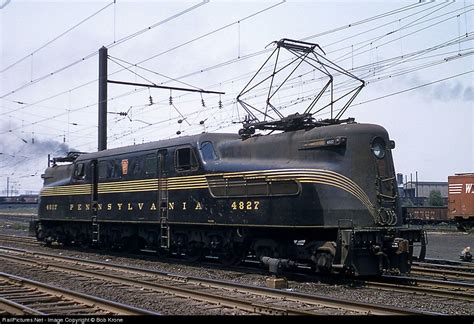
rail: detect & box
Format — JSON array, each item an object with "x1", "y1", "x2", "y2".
[
  {"x1": 0, "y1": 271, "x2": 160, "y2": 315},
  {"x1": 0, "y1": 245, "x2": 438, "y2": 316}
]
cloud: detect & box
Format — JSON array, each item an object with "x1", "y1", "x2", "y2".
[
  {"x1": 463, "y1": 85, "x2": 474, "y2": 101},
  {"x1": 400, "y1": 73, "x2": 473, "y2": 103},
  {"x1": 432, "y1": 80, "x2": 471, "y2": 102}
]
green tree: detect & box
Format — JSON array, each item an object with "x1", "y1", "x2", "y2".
[{"x1": 428, "y1": 190, "x2": 444, "y2": 206}]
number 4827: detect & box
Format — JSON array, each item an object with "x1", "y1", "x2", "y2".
[{"x1": 231, "y1": 201, "x2": 260, "y2": 210}]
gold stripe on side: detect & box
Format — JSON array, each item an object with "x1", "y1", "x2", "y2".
[{"x1": 39, "y1": 168, "x2": 375, "y2": 218}]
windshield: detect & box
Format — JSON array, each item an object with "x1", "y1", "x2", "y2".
[{"x1": 200, "y1": 141, "x2": 218, "y2": 161}]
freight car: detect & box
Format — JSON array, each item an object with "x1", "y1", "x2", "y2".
[
  {"x1": 448, "y1": 173, "x2": 474, "y2": 231},
  {"x1": 402, "y1": 206, "x2": 448, "y2": 225}
]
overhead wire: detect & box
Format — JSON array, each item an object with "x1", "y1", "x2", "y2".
[
  {"x1": 0, "y1": 0, "x2": 209, "y2": 99},
  {"x1": 90, "y1": 2, "x2": 447, "y2": 125},
  {"x1": 111, "y1": 6, "x2": 473, "y2": 130},
  {"x1": 0, "y1": 0, "x2": 116, "y2": 74},
  {"x1": 108, "y1": 55, "x2": 204, "y2": 90},
  {"x1": 3, "y1": 2, "x2": 470, "y2": 146},
  {"x1": 200, "y1": 68, "x2": 473, "y2": 134},
  {"x1": 149, "y1": 34, "x2": 474, "y2": 135},
  {"x1": 1, "y1": 0, "x2": 283, "y2": 116},
  {"x1": 0, "y1": 0, "x2": 427, "y2": 122},
  {"x1": 51, "y1": 31, "x2": 474, "y2": 146},
  {"x1": 103, "y1": 48, "x2": 473, "y2": 146}
]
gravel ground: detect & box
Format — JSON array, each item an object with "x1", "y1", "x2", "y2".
[
  {"x1": 0, "y1": 214, "x2": 472, "y2": 315},
  {"x1": 0, "y1": 260, "x2": 248, "y2": 315}
]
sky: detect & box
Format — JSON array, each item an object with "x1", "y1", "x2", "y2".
[{"x1": 0, "y1": 0, "x2": 473, "y2": 195}]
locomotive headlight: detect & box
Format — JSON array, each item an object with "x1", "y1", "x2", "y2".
[{"x1": 371, "y1": 137, "x2": 386, "y2": 159}]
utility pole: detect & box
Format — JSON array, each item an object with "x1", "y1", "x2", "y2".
[
  {"x1": 98, "y1": 46, "x2": 224, "y2": 152},
  {"x1": 415, "y1": 171, "x2": 418, "y2": 203},
  {"x1": 6, "y1": 177, "x2": 9, "y2": 197},
  {"x1": 98, "y1": 46, "x2": 108, "y2": 151}
]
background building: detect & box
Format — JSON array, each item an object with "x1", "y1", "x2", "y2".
[{"x1": 397, "y1": 173, "x2": 448, "y2": 206}]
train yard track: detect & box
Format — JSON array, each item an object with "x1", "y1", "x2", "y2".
[
  {"x1": 0, "y1": 234, "x2": 472, "y2": 315},
  {"x1": 0, "y1": 245, "x2": 441, "y2": 316},
  {"x1": 363, "y1": 275, "x2": 474, "y2": 302},
  {"x1": 411, "y1": 265, "x2": 474, "y2": 281},
  {"x1": 418, "y1": 257, "x2": 474, "y2": 268},
  {"x1": 413, "y1": 260, "x2": 474, "y2": 272},
  {"x1": 0, "y1": 271, "x2": 159, "y2": 315},
  {"x1": 0, "y1": 234, "x2": 39, "y2": 247}
]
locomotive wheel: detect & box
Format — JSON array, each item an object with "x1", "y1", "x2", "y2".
[
  {"x1": 123, "y1": 236, "x2": 145, "y2": 253},
  {"x1": 219, "y1": 247, "x2": 242, "y2": 266},
  {"x1": 185, "y1": 242, "x2": 203, "y2": 262},
  {"x1": 77, "y1": 234, "x2": 90, "y2": 249}
]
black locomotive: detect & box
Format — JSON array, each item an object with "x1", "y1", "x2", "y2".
[
  {"x1": 32, "y1": 39, "x2": 426, "y2": 276},
  {"x1": 33, "y1": 119, "x2": 425, "y2": 276}
]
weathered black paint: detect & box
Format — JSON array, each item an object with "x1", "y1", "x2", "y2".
[{"x1": 35, "y1": 122, "x2": 423, "y2": 275}]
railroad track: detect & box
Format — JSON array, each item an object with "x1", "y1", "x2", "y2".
[
  {"x1": 362, "y1": 276, "x2": 474, "y2": 303},
  {"x1": 5, "y1": 232, "x2": 471, "y2": 282},
  {"x1": 0, "y1": 235, "x2": 470, "y2": 312},
  {"x1": 0, "y1": 234, "x2": 39, "y2": 247},
  {"x1": 413, "y1": 260, "x2": 474, "y2": 273},
  {"x1": 0, "y1": 271, "x2": 159, "y2": 315},
  {"x1": 411, "y1": 265, "x2": 474, "y2": 281},
  {"x1": 0, "y1": 212, "x2": 36, "y2": 218},
  {"x1": 0, "y1": 245, "x2": 438, "y2": 316},
  {"x1": 415, "y1": 257, "x2": 474, "y2": 268}
]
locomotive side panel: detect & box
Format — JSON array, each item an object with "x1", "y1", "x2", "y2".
[
  {"x1": 34, "y1": 125, "x2": 425, "y2": 276},
  {"x1": 38, "y1": 164, "x2": 75, "y2": 220},
  {"x1": 213, "y1": 124, "x2": 391, "y2": 228},
  {"x1": 95, "y1": 152, "x2": 158, "y2": 222}
]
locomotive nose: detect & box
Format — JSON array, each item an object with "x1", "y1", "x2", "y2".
[{"x1": 370, "y1": 135, "x2": 399, "y2": 226}]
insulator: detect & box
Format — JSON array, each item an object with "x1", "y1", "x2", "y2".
[
  {"x1": 218, "y1": 99, "x2": 223, "y2": 109},
  {"x1": 178, "y1": 119, "x2": 183, "y2": 124},
  {"x1": 149, "y1": 96, "x2": 153, "y2": 105},
  {"x1": 199, "y1": 120, "x2": 205, "y2": 125},
  {"x1": 201, "y1": 98, "x2": 206, "y2": 107},
  {"x1": 119, "y1": 112, "x2": 127, "y2": 116},
  {"x1": 169, "y1": 96, "x2": 173, "y2": 105},
  {"x1": 176, "y1": 130, "x2": 181, "y2": 135}
]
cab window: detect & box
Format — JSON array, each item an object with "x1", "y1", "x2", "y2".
[
  {"x1": 200, "y1": 141, "x2": 218, "y2": 161},
  {"x1": 175, "y1": 147, "x2": 198, "y2": 171},
  {"x1": 74, "y1": 163, "x2": 85, "y2": 180},
  {"x1": 98, "y1": 161, "x2": 108, "y2": 179},
  {"x1": 145, "y1": 154, "x2": 157, "y2": 176}
]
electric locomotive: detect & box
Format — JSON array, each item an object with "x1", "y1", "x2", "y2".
[
  {"x1": 32, "y1": 39, "x2": 426, "y2": 276},
  {"x1": 33, "y1": 117, "x2": 424, "y2": 276}
]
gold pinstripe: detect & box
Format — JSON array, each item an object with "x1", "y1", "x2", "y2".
[
  {"x1": 205, "y1": 169, "x2": 375, "y2": 216},
  {"x1": 39, "y1": 169, "x2": 375, "y2": 216},
  {"x1": 41, "y1": 184, "x2": 92, "y2": 196}
]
